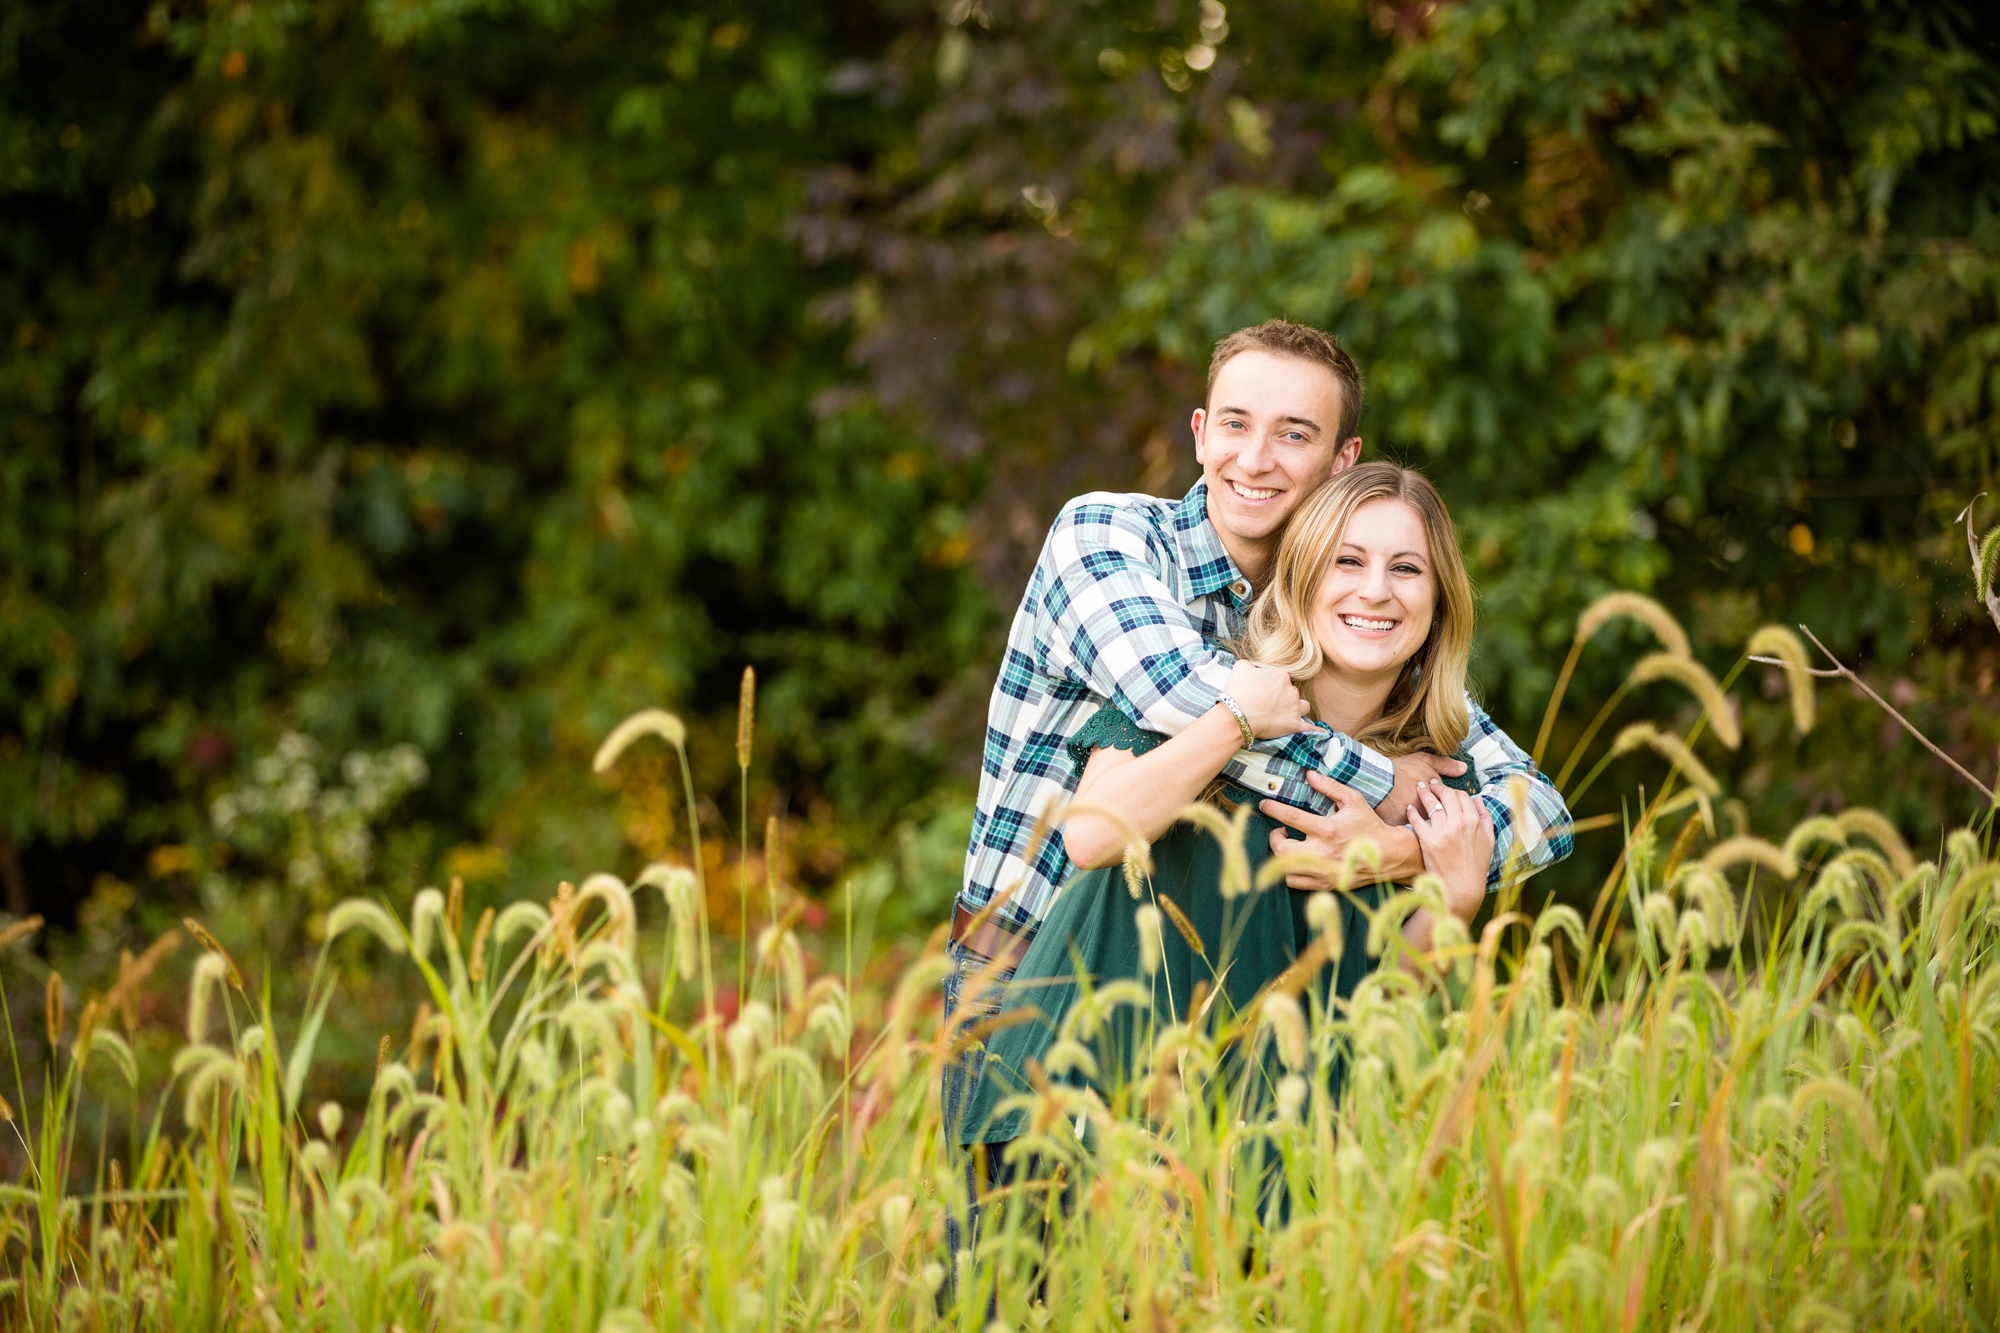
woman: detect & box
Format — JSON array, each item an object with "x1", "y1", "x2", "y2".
[{"x1": 958, "y1": 462, "x2": 1511, "y2": 1155}]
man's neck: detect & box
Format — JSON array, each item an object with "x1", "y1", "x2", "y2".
[{"x1": 1204, "y1": 489, "x2": 1275, "y2": 591}]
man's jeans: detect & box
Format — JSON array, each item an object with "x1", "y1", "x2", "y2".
[{"x1": 939, "y1": 937, "x2": 1017, "y2": 1286}]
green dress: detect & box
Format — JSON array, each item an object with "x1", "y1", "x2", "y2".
[{"x1": 959, "y1": 708, "x2": 1471, "y2": 1147}]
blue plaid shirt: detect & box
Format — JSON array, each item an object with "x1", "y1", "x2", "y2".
[{"x1": 959, "y1": 481, "x2": 1573, "y2": 937}]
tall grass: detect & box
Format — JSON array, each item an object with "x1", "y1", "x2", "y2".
[{"x1": 3, "y1": 605, "x2": 1998, "y2": 1330}]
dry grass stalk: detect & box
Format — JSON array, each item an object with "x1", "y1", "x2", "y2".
[
  {"x1": 182, "y1": 917, "x2": 243, "y2": 990},
  {"x1": 737, "y1": 666, "x2": 757, "y2": 770},
  {"x1": 593, "y1": 709, "x2": 687, "y2": 772},
  {"x1": 1576, "y1": 591, "x2": 1691, "y2": 658},
  {"x1": 0, "y1": 915, "x2": 43, "y2": 954},
  {"x1": 1701, "y1": 835, "x2": 1799, "y2": 879},
  {"x1": 1626, "y1": 653, "x2": 1741, "y2": 748},
  {"x1": 1835, "y1": 808, "x2": 1914, "y2": 878},
  {"x1": 1611, "y1": 722, "x2": 1721, "y2": 796},
  {"x1": 1745, "y1": 624, "x2": 1816, "y2": 733}
]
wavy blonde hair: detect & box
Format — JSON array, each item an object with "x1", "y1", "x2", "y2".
[{"x1": 1241, "y1": 461, "x2": 1473, "y2": 757}]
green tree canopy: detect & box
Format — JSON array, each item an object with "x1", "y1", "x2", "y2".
[{"x1": 5, "y1": 0, "x2": 1999, "y2": 928}]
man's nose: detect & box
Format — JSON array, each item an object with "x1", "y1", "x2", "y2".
[{"x1": 1236, "y1": 429, "x2": 1277, "y2": 475}]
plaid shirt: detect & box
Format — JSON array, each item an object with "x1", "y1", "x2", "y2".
[{"x1": 959, "y1": 481, "x2": 1573, "y2": 937}]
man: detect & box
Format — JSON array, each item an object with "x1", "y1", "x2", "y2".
[{"x1": 939, "y1": 319, "x2": 1570, "y2": 1269}]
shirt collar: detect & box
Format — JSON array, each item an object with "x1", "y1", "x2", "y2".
[{"x1": 1172, "y1": 480, "x2": 1252, "y2": 607}]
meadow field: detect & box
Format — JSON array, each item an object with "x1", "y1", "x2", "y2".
[{"x1": 3, "y1": 595, "x2": 1998, "y2": 1331}]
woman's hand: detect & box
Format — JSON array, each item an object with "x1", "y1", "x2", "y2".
[
  {"x1": 1406, "y1": 781, "x2": 1494, "y2": 923},
  {"x1": 1224, "y1": 660, "x2": 1311, "y2": 739}
]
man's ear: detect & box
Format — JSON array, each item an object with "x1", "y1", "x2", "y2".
[
  {"x1": 1191, "y1": 406, "x2": 1209, "y2": 464},
  {"x1": 1332, "y1": 435, "x2": 1363, "y2": 471}
]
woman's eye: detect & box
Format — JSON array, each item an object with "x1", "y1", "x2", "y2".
[
  {"x1": 1336, "y1": 555, "x2": 1362, "y2": 568},
  {"x1": 1392, "y1": 562, "x2": 1422, "y2": 576}
]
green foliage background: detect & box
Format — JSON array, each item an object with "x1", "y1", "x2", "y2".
[{"x1": 6, "y1": 0, "x2": 2000, "y2": 951}]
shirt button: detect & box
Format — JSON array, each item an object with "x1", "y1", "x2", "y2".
[
  {"x1": 1231, "y1": 580, "x2": 1248, "y2": 597},
  {"x1": 1266, "y1": 780, "x2": 1278, "y2": 792}
]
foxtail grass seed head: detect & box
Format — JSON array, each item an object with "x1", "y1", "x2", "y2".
[
  {"x1": 1576, "y1": 591, "x2": 1691, "y2": 659},
  {"x1": 1611, "y1": 722, "x2": 1721, "y2": 796},
  {"x1": 1836, "y1": 807, "x2": 1914, "y2": 877},
  {"x1": 187, "y1": 952, "x2": 229, "y2": 1044},
  {"x1": 1262, "y1": 992, "x2": 1308, "y2": 1071},
  {"x1": 446, "y1": 875, "x2": 463, "y2": 936},
  {"x1": 1700, "y1": 835, "x2": 1799, "y2": 880},
  {"x1": 410, "y1": 887, "x2": 446, "y2": 960},
  {"x1": 1134, "y1": 904, "x2": 1164, "y2": 975},
  {"x1": 1746, "y1": 624, "x2": 1816, "y2": 734},
  {"x1": 1626, "y1": 653, "x2": 1741, "y2": 748},
  {"x1": 737, "y1": 665, "x2": 756, "y2": 770},
  {"x1": 318, "y1": 1101, "x2": 343, "y2": 1140},
  {"x1": 182, "y1": 918, "x2": 243, "y2": 989},
  {"x1": 593, "y1": 708, "x2": 687, "y2": 773},
  {"x1": 877, "y1": 1193, "x2": 911, "y2": 1238},
  {"x1": 326, "y1": 899, "x2": 407, "y2": 954},
  {"x1": 1305, "y1": 890, "x2": 1338, "y2": 938},
  {"x1": 1276, "y1": 1073, "x2": 1308, "y2": 1125},
  {"x1": 45, "y1": 971, "x2": 63, "y2": 1047},
  {"x1": 468, "y1": 905, "x2": 494, "y2": 982},
  {"x1": 659, "y1": 867, "x2": 700, "y2": 979},
  {"x1": 0, "y1": 914, "x2": 43, "y2": 953},
  {"x1": 375, "y1": 1033, "x2": 390, "y2": 1079}
]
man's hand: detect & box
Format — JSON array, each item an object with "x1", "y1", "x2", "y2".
[
  {"x1": 1223, "y1": 660, "x2": 1312, "y2": 739},
  {"x1": 1259, "y1": 772, "x2": 1424, "y2": 888},
  {"x1": 1375, "y1": 752, "x2": 1470, "y2": 826}
]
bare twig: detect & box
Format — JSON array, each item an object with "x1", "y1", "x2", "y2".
[
  {"x1": 1746, "y1": 656, "x2": 1843, "y2": 678},
  {"x1": 1790, "y1": 624, "x2": 1994, "y2": 803}
]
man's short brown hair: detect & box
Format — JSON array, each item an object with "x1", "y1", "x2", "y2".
[{"x1": 1206, "y1": 320, "x2": 1364, "y2": 444}]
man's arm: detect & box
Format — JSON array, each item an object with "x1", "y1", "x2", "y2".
[
  {"x1": 1032, "y1": 497, "x2": 1237, "y2": 733},
  {"x1": 1247, "y1": 698, "x2": 1573, "y2": 891},
  {"x1": 1461, "y1": 698, "x2": 1575, "y2": 889}
]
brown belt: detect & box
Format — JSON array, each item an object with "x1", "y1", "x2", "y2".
[{"x1": 950, "y1": 900, "x2": 1035, "y2": 971}]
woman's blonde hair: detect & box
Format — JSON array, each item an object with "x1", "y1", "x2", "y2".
[{"x1": 1241, "y1": 461, "x2": 1473, "y2": 757}]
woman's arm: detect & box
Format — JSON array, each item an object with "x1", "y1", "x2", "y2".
[{"x1": 1064, "y1": 661, "x2": 1307, "y2": 869}]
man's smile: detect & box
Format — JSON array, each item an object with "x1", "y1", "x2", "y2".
[{"x1": 1226, "y1": 479, "x2": 1281, "y2": 502}]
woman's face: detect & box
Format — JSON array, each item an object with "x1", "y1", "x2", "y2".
[{"x1": 1308, "y1": 497, "x2": 1437, "y2": 682}]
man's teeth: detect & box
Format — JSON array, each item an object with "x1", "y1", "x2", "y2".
[
  {"x1": 1229, "y1": 482, "x2": 1278, "y2": 500},
  {"x1": 1342, "y1": 615, "x2": 1396, "y2": 632}
]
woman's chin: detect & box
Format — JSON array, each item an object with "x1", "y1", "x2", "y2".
[{"x1": 1321, "y1": 646, "x2": 1413, "y2": 679}]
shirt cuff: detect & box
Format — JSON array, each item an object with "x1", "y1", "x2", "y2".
[{"x1": 1174, "y1": 657, "x2": 1232, "y2": 730}]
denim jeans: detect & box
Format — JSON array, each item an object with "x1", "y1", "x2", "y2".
[{"x1": 939, "y1": 937, "x2": 1016, "y2": 1292}]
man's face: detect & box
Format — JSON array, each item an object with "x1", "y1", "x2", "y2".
[{"x1": 1192, "y1": 350, "x2": 1360, "y2": 555}]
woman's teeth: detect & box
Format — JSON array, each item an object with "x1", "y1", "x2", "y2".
[
  {"x1": 1228, "y1": 481, "x2": 1278, "y2": 501},
  {"x1": 1342, "y1": 615, "x2": 1396, "y2": 632}
]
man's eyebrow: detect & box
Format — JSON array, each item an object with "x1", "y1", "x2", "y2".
[{"x1": 1215, "y1": 405, "x2": 1323, "y2": 431}]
